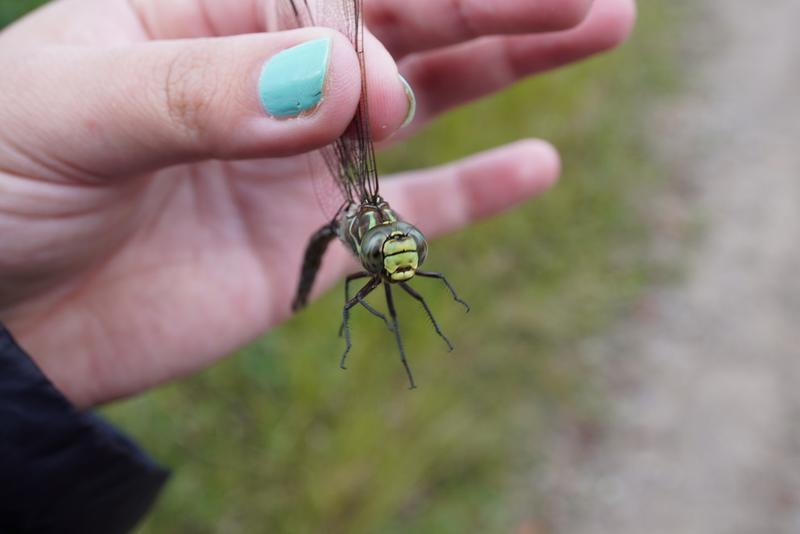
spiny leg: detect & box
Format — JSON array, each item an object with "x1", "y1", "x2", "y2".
[
  {"x1": 340, "y1": 272, "x2": 392, "y2": 336},
  {"x1": 399, "y1": 282, "x2": 454, "y2": 351},
  {"x1": 341, "y1": 276, "x2": 382, "y2": 370},
  {"x1": 384, "y1": 283, "x2": 416, "y2": 389},
  {"x1": 416, "y1": 271, "x2": 470, "y2": 312},
  {"x1": 292, "y1": 221, "x2": 338, "y2": 312}
]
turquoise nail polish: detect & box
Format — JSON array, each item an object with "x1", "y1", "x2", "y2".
[
  {"x1": 259, "y1": 38, "x2": 331, "y2": 118},
  {"x1": 399, "y1": 75, "x2": 416, "y2": 128}
]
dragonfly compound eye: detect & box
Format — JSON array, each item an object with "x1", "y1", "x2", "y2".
[
  {"x1": 360, "y1": 225, "x2": 393, "y2": 274},
  {"x1": 405, "y1": 225, "x2": 428, "y2": 266}
]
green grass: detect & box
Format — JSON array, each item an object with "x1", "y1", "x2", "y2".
[
  {"x1": 2, "y1": 2, "x2": 680, "y2": 532},
  {"x1": 0, "y1": 0, "x2": 43, "y2": 23}
]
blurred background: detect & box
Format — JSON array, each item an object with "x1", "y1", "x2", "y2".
[{"x1": 10, "y1": 1, "x2": 798, "y2": 533}]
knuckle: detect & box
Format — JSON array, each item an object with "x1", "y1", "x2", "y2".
[
  {"x1": 160, "y1": 47, "x2": 221, "y2": 146},
  {"x1": 547, "y1": 0, "x2": 593, "y2": 30}
]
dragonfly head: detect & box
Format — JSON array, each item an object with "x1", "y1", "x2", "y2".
[{"x1": 360, "y1": 222, "x2": 428, "y2": 282}]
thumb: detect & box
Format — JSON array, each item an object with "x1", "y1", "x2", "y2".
[{"x1": 1, "y1": 29, "x2": 401, "y2": 179}]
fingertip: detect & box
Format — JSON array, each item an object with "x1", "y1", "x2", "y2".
[
  {"x1": 461, "y1": 139, "x2": 561, "y2": 220},
  {"x1": 591, "y1": 0, "x2": 638, "y2": 51},
  {"x1": 362, "y1": 31, "x2": 411, "y2": 142},
  {"x1": 512, "y1": 139, "x2": 561, "y2": 194},
  {"x1": 385, "y1": 139, "x2": 563, "y2": 238},
  {"x1": 238, "y1": 28, "x2": 408, "y2": 155},
  {"x1": 233, "y1": 29, "x2": 362, "y2": 157}
]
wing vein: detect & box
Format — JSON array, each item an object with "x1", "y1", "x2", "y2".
[{"x1": 273, "y1": 0, "x2": 380, "y2": 209}]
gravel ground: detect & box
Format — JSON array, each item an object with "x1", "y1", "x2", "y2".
[{"x1": 536, "y1": 2, "x2": 800, "y2": 533}]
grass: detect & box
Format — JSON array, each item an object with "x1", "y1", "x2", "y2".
[
  {"x1": 1, "y1": 2, "x2": 680, "y2": 532},
  {"x1": 0, "y1": 0, "x2": 43, "y2": 22}
]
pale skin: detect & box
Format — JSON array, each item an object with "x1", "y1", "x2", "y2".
[{"x1": 0, "y1": 0, "x2": 635, "y2": 408}]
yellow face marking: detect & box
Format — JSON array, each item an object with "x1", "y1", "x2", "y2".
[
  {"x1": 384, "y1": 251, "x2": 419, "y2": 281},
  {"x1": 390, "y1": 270, "x2": 416, "y2": 282},
  {"x1": 382, "y1": 235, "x2": 420, "y2": 280},
  {"x1": 382, "y1": 235, "x2": 416, "y2": 256}
]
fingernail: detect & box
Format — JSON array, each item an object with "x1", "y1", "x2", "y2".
[
  {"x1": 259, "y1": 38, "x2": 332, "y2": 118},
  {"x1": 399, "y1": 74, "x2": 416, "y2": 128}
]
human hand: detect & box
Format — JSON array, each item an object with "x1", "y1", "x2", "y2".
[{"x1": 0, "y1": 0, "x2": 634, "y2": 407}]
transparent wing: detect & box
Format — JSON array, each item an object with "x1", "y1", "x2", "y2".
[{"x1": 267, "y1": 0, "x2": 380, "y2": 209}]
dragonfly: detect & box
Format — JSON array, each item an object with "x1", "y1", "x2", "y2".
[{"x1": 271, "y1": 0, "x2": 469, "y2": 388}]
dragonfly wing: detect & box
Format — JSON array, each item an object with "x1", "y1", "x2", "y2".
[{"x1": 268, "y1": 0, "x2": 381, "y2": 213}]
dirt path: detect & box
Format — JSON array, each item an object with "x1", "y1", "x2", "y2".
[{"x1": 538, "y1": 2, "x2": 800, "y2": 533}]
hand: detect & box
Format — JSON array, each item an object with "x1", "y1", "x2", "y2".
[{"x1": 0, "y1": 0, "x2": 634, "y2": 407}]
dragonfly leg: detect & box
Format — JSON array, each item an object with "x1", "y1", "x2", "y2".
[
  {"x1": 292, "y1": 220, "x2": 338, "y2": 312},
  {"x1": 341, "y1": 276, "x2": 382, "y2": 370},
  {"x1": 399, "y1": 282, "x2": 454, "y2": 352},
  {"x1": 340, "y1": 272, "x2": 392, "y2": 337},
  {"x1": 416, "y1": 271, "x2": 470, "y2": 312},
  {"x1": 384, "y1": 283, "x2": 416, "y2": 389}
]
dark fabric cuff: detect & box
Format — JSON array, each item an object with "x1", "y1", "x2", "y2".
[{"x1": 0, "y1": 325, "x2": 170, "y2": 534}]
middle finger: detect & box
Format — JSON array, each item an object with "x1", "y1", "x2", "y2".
[
  {"x1": 397, "y1": 0, "x2": 635, "y2": 129},
  {"x1": 366, "y1": 0, "x2": 594, "y2": 59}
]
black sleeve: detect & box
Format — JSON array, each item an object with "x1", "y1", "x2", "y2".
[{"x1": 0, "y1": 324, "x2": 170, "y2": 534}]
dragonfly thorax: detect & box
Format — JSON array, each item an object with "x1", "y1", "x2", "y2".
[{"x1": 340, "y1": 200, "x2": 429, "y2": 281}]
